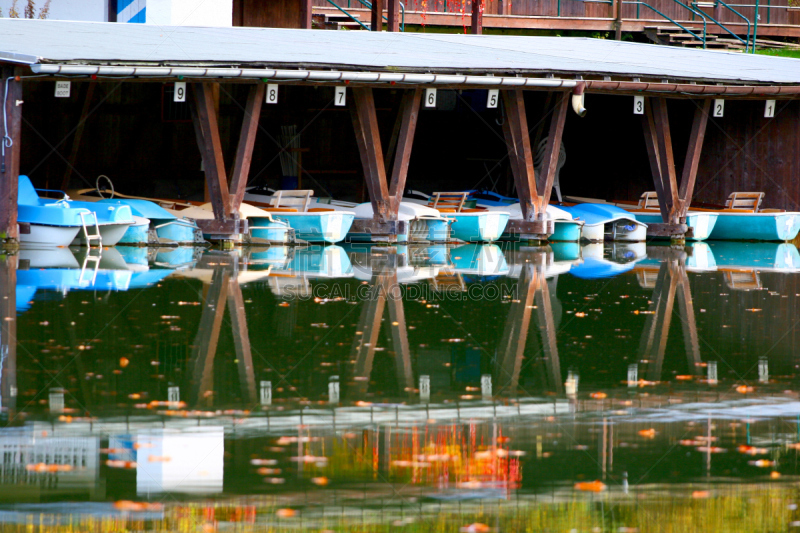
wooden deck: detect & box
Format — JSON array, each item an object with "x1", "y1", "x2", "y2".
[{"x1": 313, "y1": 3, "x2": 800, "y2": 39}]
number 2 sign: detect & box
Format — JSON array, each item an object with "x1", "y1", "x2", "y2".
[{"x1": 713, "y1": 99, "x2": 724, "y2": 118}]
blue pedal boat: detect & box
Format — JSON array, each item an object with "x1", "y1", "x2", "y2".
[
  {"x1": 256, "y1": 190, "x2": 355, "y2": 243},
  {"x1": 560, "y1": 203, "x2": 647, "y2": 242},
  {"x1": 17, "y1": 175, "x2": 97, "y2": 248},
  {"x1": 38, "y1": 198, "x2": 135, "y2": 246},
  {"x1": 97, "y1": 199, "x2": 198, "y2": 244},
  {"x1": 621, "y1": 192, "x2": 718, "y2": 241},
  {"x1": 704, "y1": 192, "x2": 800, "y2": 242},
  {"x1": 425, "y1": 192, "x2": 510, "y2": 243},
  {"x1": 349, "y1": 201, "x2": 448, "y2": 243}
]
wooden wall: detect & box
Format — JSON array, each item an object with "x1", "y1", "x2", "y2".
[{"x1": 233, "y1": 0, "x2": 310, "y2": 28}]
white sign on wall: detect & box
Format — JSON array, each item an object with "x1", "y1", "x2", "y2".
[{"x1": 55, "y1": 81, "x2": 71, "y2": 98}]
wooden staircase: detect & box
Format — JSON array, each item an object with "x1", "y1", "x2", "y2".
[
  {"x1": 312, "y1": 11, "x2": 371, "y2": 30},
  {"x1": 645, "y1": 26, "x2": 800, "y2": 51}
]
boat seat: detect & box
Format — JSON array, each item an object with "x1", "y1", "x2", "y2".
[
  {"x1": 18, "y1": 175, "x2": 43, "y2": 206},
  {"x1": 429, "y1": 192, "x2": 469, "y2": 213},
  {"x1": 269, "y1": 189, "x2": 313, "y2": 212},
  {"x1": 263, "y1": 207, "x2": 299, "y2": 213},
  {"x1": 461, "y1": 208, "x2": 488, "y2": 213},
  {"x1": 637, "y1": 191, "x2": 661, "y2": 210},
  {"x1": 725, "y1": 192, "x2": 764, "y2": 212},
  {"x1": 307, "y1": 207, "x2": 335, "y2": 212}
]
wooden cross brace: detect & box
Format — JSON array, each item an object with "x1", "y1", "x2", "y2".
[
  {"x1": 501, "y1": 90, "x2": 569, "y2": 221},
  {"x1": 641, "y1": 98, "x2": 711, "y2": 224}
]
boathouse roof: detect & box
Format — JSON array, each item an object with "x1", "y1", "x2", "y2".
[{"x1": 1, "y1": 18, "x2": 799, "y2": 85}]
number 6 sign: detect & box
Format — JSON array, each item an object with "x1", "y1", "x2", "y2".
[{"x1": 424, "y1": 88, "x2": 437, "y2": 108}]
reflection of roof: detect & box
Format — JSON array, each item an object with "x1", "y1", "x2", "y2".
[{"x1": 3, "y1": 19, "x2": 800, "y2": 84}]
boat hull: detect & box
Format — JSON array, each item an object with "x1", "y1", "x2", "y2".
[
  {"x1": 155, "y1": 219, "x2": 198, "y2": 244},
  {"x1": 72, "y1": 222, "x2": 132, "y2": 246},
  {"x1": 708, "y1": 212, "x2": 800, "y2": 241},
  {"x1": 634, "y1": 212, "x2": 719, "y2": 241},
  {"x1": 118, "y1": 217, "x2": 151, "y2": 245},
  {"x1": 550, "y1": 220, "x2": 583, "y2": 242},
  {"x1": 581, "y1": 221, "x2": 647, "y2": 242},
  {"x1": 20, "y1": 224, "x2": 82, "y2": 248},
  {"x1": 249, "y1": 217, "x2": 292, "y2": 243},
  {"x1": 273, "y1": 212, "x2": 355, "y2": 243},
  {"x1": 449, "y1": 212, "x2": 509, "y2": 243}
]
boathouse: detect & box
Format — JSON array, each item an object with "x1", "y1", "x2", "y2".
[{"x1": 1, "y1": 18, "x2": 800, "y2": 242}]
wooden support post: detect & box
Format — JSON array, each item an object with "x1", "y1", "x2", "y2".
[
  {"x1": 639, "y1": 262, "x2": 677, "y2": 381},
  {"x1": 0, "y1": 254, "x2": 16, "y2": 416},
  {"x1": 371, "y1": 0, "x2": 385, "y2": 30},
  {"x1": 471, "y1": 0, "x2": 483, "y2": 34},
  {"x1": 536, "y1": 277, "x2": 562, "y2": 394},
  {"x1": 192, "y1": 83, "x2": 232, "y2": 221},
  {"x1": 678, "y1": 99, "x2": 711, "y2": 217},
  {"x1": 676, "y1": 264, "x2": 702, "y2": 373},
  {"x1": 502, "y1": 90, "x2": 539, "y2": 221},
  {"x1": 651, "y1": 98, "x2": 680, "y2": 224},
  {"x1": 228, "y1": 278, "x2": 257, "y2": 404},
  {"x1": 229, "y1": 84, "x2": 265, "y2": 214},
  {"x1": 0, "y1": 67, "x2": 22, "y2": 243},
  {"x1": 387, "y1": 0, "x2": 401, "y2": 32},
  {"x1": 641, "y1": 99, "x2": 669, "y2": 222},
  {"x1": 385, "y1": 280, "x2": 414, "y2": 395},
  {"x1": 300, "y1": 0, "x2": 313, "y2": 29},
  {"x1": 351, "y1": 88, "x2": 393, "y2": 222},
  {"x1": 190, "y1": 267, "x2": 230, "y2": 406},
  {"x1": 388, "y1": 89, "x2": 421, "y2": 208},
  {"x1": 349, "y1": 278, "x2": 387, "y2": 397},
  {"x1": 61, "y1": 83, "x2": 95, "y2": 190},
  {"x1": 536, "y1": 92, "x2": 569, "y2": 215}
]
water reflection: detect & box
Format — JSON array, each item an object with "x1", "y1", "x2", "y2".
[{"x1": 2, "y1": 242, "x2": 800, "y2": 530}]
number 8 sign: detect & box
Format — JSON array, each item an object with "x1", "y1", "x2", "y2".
[
  {"x1": 424, "y1": 88, "x2": 437, "y2": 108},
  {"x1": 266, "y1": 84, "x2": 279, "y2": 105}
]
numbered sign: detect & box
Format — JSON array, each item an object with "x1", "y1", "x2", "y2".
[
  {"x1": 168, "y1": 386, "x2": 180, "y2": 403},
  {"x1": 419, "y1": 375, "x2": 431, "y2": 402},
  {"x1": 266, "y1": 84, "x2": 279, "y2": 104},
  {"x1": 173, "y1": 82, "x2": 186, "y2": 102},
  {"x1": 55, "y1": 81, "x2": 71, "y2": 98},
  {"x1": 334, "y1": 86, "x2": 346, "y2": 107},
  {"x1": 424, "y1": 88, "x2": 437, "y2": 108},
  {"x1": 713, "y1": 99, "x2": 725, "y2": 117},
  {"x1": 764, "y1": 99, "x2": 776, "y2": 118},
  {"x1": 486, "y1": 89, "x2": 499, "y2": 109},
  {"x1": 260, "y1": 381, "x2": 272, "y2": 406},
  {"x1": 633, "y1": 95, "x2": 644, "y2": 115}
]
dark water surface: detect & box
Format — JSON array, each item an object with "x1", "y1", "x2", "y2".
[{"x1": 3, "y1": 242, "x2": 800, "y2": 532}]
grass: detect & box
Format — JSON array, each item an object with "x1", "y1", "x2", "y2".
[{"x1": 756, "y1": 48, "x2": 800, "y2": 59}]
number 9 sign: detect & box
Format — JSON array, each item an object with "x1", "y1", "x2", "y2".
[
  {"x1": 266, "y1": 84, "x2": 279, "y2": 105},
  {"x1": 173, "y1": 82, "x2": 186, "y2": 103}
]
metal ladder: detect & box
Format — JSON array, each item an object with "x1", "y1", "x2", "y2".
[
  {"x1": 79, "y1": 210, "x2": 103, "y2": 247},
  {"x1": 79, "y1": 248, "x2": 102, "y2": 287}
]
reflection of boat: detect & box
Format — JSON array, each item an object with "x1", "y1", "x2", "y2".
[
  {"x1": 449, "y1": 244, "x2": 509, "y2": 277},
  {"x1": 559, "y1": 204, "x2": 647, "y2": 242},
  {"x1": 284, "y1": 245, "x2": 353, "y2": 278},
  {"x1": 17, "y1": 176, "x2": 96, "y2": 247},
  {"x1": 569, "y1": 243, "x2": 646, "y2": 279},
  {"x1": 246, "y1": 189, "x2": 355, "y2": 243},
  {"x1": 622, "y1": 192, "x2": 718, "y2": 241},
  {"x1": 707, "y1": 242, "x2": 800, "y2": 272},
  {"x1": 350, "y1": 246, "x2": 442, "y2": 283}
]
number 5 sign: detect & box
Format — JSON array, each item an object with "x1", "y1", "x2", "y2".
[{"x1": 486, "y1": 89, "x2": 499, "y2": 109}]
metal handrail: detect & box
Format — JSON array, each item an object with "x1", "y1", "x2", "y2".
[
  {"x1": 624, "y1": 0, "x2": 707, "y2": 47},
  {"x1": 714, "y1": 0, "x2": 752, "y2": 51},
  {"x1": 354, "y1": 0, "x2": 406, "y2": 31},
  {"x1": 324, "y1": 0, "x2": 371, "y2": 29}
]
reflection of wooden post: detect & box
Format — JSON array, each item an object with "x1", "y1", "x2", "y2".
[
  {"x1": 638, "y1": 249, "x2": 701, "y2": 380},
  {"x1": 228, "y1": 279, "x2": 257, "y2": 404},
  {"x1": 349, "y1": 254, "x2": 413, "y2": 397},
  {"x1": 496, "y1": 255, "x2": 562, "y2": 395},
  {"x1": 190, "y1": 268, "x2": 230, "y2": 405},
  {"x1": 0, "y1": 254, "x2": 16, "y2": 416},
  {"x1": 0, "y1": 67, "x2": 22, "y2": 242}
]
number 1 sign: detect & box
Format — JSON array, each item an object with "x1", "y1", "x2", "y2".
[{"x1": 764, "y1": 99, "x2": 776, "y2": 118}]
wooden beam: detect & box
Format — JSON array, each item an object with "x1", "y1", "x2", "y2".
[
  {"x1": 0, "y1": 67, "x2": 22, "y2": 242},
  {"x1": 678, "y1": 99, "x2": 711, "y2": 215},
  {"x1": 195, "y1": 218, "x2": 249, "y2": 237},
  {"x1": 349, "y1": 218, "x2": 407, "y2": 240},
  {"x1": 536, "y1": 91, "x2": 569, "y2": 213},
  {"x1": 61, "y1": 83, "x2": 95, "y2": 190},
  {"x1": 385, "y1": 277, "x2": 414, "y2": 395},
  {"x1": 388, "y1": 89, "x2": 422, "y2": 209},
  {"x1": 675, "y1": 264, "x2": 702, "y2": 374},
  {"x1": 228, "y1": 278, "x2": 257, "y2": 404},
  {"x1": 387, "y1": 0, "x2": 401, "y2": 32},
  {"x1": 371, "y1": 0, "x2": 385, "y2": 30},
  {"x1": 638, "y1": 262, "x2": 678, "y2": 382},
  {"x1": 349, "y1": 280, "x2": 386, "y2": 397},
  {"x1": 641, "y1": 99, "x2": 669, "y2": 222},
  {"x1": 651, "y1": 98, "x2": 680, "y2": 223},
  {"x1": 351, "y1": 88, "x2": 393, "y2": 222},
  {"x1": 300, "y1": 0, "x2": 313, "y2": 29},
  {"x1": 229, "y1": 84, "x2": 265, "y2": 214},
  {"x1": 496, "y1": 263, "x2": 537, "y2": 395},
  {"x1": 192, "y1": 83, "x2": 232, "y2": 221},
  {"x1": 471, "y1": 0, "x2": 483, "y2": 34},
  {"x1": 502, "y1": 90, "x2": 539, "y2": 221},
  {"x1": 646, "y1": 222, "x2": 688, "y2": 238},
  {"x1": 536, "y1": 277, "x2": 562, "y2": 394}
]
